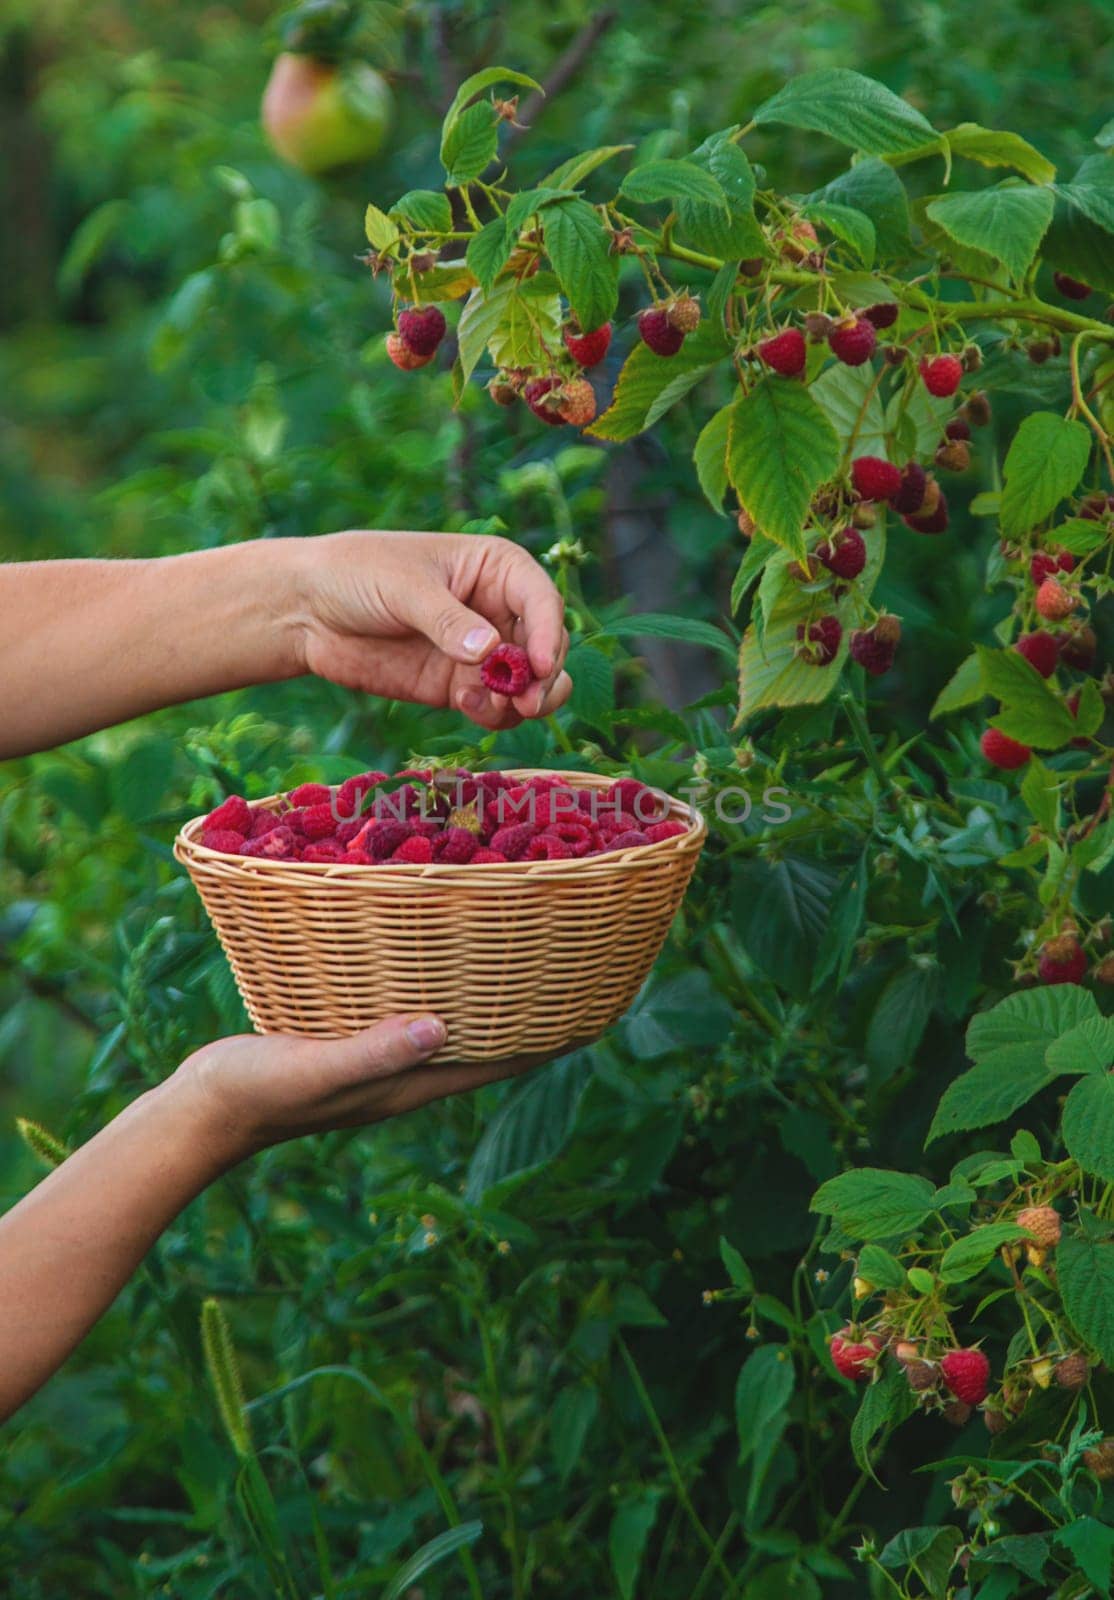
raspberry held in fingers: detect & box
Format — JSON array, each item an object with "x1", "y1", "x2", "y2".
[{"x1": 480, "y1": 643, "x2": 535, "y2": 697}]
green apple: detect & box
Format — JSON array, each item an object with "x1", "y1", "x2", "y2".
[{"x1": 262, "y1": 53, "x2": 391, "y2": 174}]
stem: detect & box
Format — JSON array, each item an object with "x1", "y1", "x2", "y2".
[
  {"x1": 477, "y1": 1305, "x2": 523, "y2": 1600},
  {"x1": 839, "y1": 693, "x2": 894, "y2": 797},
  {"x1": 1069, "y1": 331, "x2": 1114, "y2": 483}
]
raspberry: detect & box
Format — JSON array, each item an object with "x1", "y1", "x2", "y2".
[
  {"x1": 204, "y1": 795, "x2": 252, "y2": 835},
  {"x1": 873, "y1": 614, "x2": 902, "y2": 647},
  {"x1": 603, "y1": 830, "x2": 650, "y2": 852},
  {"x1": 597, "y1": 811, "x2": 642, "y2": 840},
  {"x1": 368, "y1": 820, "x2": 411, "y2": 860},
  {"x1": 392, "y1": 835, "x2": 434, "y2": 864},
  {"x1": 1084, "y1": 1440, "x2": 1114, "y2": 1480},
  {"x1": 638, "y1": 307, "x2": 685, "y2": 357},
  {"x1": 257, "y1": 826, "x2": 296, "y2": 859},
  {"x1": 829, "y1": 1327, "x2": 884, "y2": 1382},
  {"x1": 337, "y1": 771, "x2": 386, "y2": 818},
  {"x1": 895, "y1": 1342, "x2": 937, "y2": 1392},
  {"x1": 1055, "y1": 1353, "x2": 1090, "y2": 1391},
  {"x1": 545, "y1": 819, "x2": 596, "y2": 856},
  {"x1": 645, "y1": 820, "x2": 688, "y2": 843},
  {"x1": 488, "y1": 375, "x2": 520, "y2": 406},
  {"x1": 282, "y1": 808, "x2": 307, "y2": 835},
  {"x1": 665, "y1": 293, "x2": 701, "y2": 333},
  {"x1": 945, "y1": 417, "x2": 971, "y2": 441},
  {"x1": 288, "y1": 783, "x2": 331, "y2": 807},
  {"x1": 816, "y1": 527, "x2": 867, "y2": 579},
  {"x1": 796, "y1": 615, "x2": 842, "y2": 665},
  {"x1": 386, "y1": 332, "x2": 433, "y2": 371},
  {"x1": 335, "y1": 820, "x2": 364, "y2": 846},
  {"x1": 889, "y1": 461, "x2": 927, "y2": 515},
  {"x1": 849, "y1": 625, "x2": 897, "y2": 677},
  {"x1": 828, "y1": 315, "x2": 877, "y2": 367},
  {"x1": 964, "y1": 391, "x2": 992, "y2": 427},
  {"x1": 607, "y1": 778, "x2": 662, "y2": 822},
  {"x1": 556, "y1": 378, "x2": 597, "y2": 427},
  {"x1": 1053, "y1": 271, "x2": 1092, "y2": 301},
  {"x1": 940, "y1": 1348, "x2": 990, "y2": 1406},
  {"x1": 523, "y1": 376, "x2": 566, "y2": 425},
  {"x1": 397, "y1": 305, "x2": 447, "y2": 357},
  {"x1": 851, "y1": 456, "x2": 903, "y2": 502},
  {"x1": 489, "y1": 823, "x2": 539, "y2": 860},
  {"x1": 1037, "y1": 937, "x2": 1088, "y2": 986},
  {"x1": 524, "y1": 834, "x2": 573, "y2": 861},
  {"x1": 757, "y1": 327, "x2": 807, "y2": 377},
  {"x1": 920, "y1": 354, "x2": 963, "y2": 397},
  {"x1": 1035, "y1": 578, "x2": 1076, "y2": 620},
  {"x1": 471, "y1": 848, "x2": 508, "y2": 863},
  {"x1": 1060, "y1": 625, "x2": 1097, "y2": 670},
  {"x1": 248, "y1": 808, "x2": 284, "y2": 839},
  {"x1": 862, "y1": 302, "x2": 899, "y2": 330},
  {"x1": 1079, "y1": 492, "x2": 1114, "y2": 520},
  {"x1": 904, "y1": 491, "x2": 949, "y2": 535},
  {"x1": 342, "y1": 848, "x2": 373, "y2": 864},
  {"x1": 563, "y1": 322, "x2": 612, "y2": 368},
  {"x1": 981, "y1": 728, "x2": 1031, "y2": 770},
  {"x1": 1013, "y1": 631, "x2": 1060, "y2": 680},
  {"x1": 434, "y1": 827, "x2": 478, "y2": 864},
  {"x1": 1097, "y1": 954, "x2": 1114, "y2": 986},
  {"x1": 480, "y1": 643, "x2": 535, "y2": 697},
  {"x1": 300, "y1": 803, "x2": 338, "y2": 841},
  {"x1": 302, "y1": 840, "x2": 344, "y2": 863},
  {"x1": 1016, "y1": 1205, "x2": 1062, "y2": 1248},
  {"x1": 1030, "y1": 550, "x2": 1076, "y2": 584},
  {"x1": 935, "y1": 439, "x2": 970, "y2": 473},
  {"x1": 202, "y1": 828, "x2": 246, "y2": 853}
]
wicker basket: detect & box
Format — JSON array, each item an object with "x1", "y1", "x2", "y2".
[{"x1": 174, "y1": 769, "x2": 706, "y2": 1063}]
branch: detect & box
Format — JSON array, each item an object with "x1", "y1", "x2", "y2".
[{"x1": 506, "y1": 10, "x2": 618, "y2": 143}]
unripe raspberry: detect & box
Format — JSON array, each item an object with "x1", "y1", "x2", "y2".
[
  {"x1": 895, "y1": 1343, "x2": 937, "y2": 1392},
  {"x1": 737, "y1": 507, "x2": 756, "y2": 539},
  {"x1": 904, "y1": 489, "x2": 949, "y2": 535},
  {"x1": 961, "y1": 344, "x2": 983, "y2": 372},
  {"x1": 920, "y1": 354, "x2": 963, "y2": 397},
  {"x1": 1037, "y1": 936, "x2": 1088, "y2": 985},
  {"x1": 795, "y1": 615, "x2": 842, "y2": 665},
  {"x1": 387, "y1": 331, "x2": 434, "y2": 371},
  {"x1": 1014, "y1": 632, "x2": 1060, "y2": 679},
  {"x1": 556, "y1": 378, "x2": 597, "y2": 427},
  {"x1": 804, "y1": 311, "x2": 834, "y2": 341},
  {"x1": 1016, "y1": 1205, "x2": 1061, "y2": 1248},
  {"x1": 1096, "y1": 954, "x2": 1114, "y2": 986},
  {"x1": 562, "y1": 321, "x2": 612, "y2": 367},
  {"x1": 981, "y1": 728, "x2": 1031, "y2": 770},
  {"x1": 638, "y1": 306, "x2": 685, "y2": 357},
  {"x1": 816, "y1": 527, "x2": 866, "y2": 579},
  {"x1": 984, "y1": 1405, "x2": 1011, "y2": 1436},
  {"x1": 1054, "y1": 271, "x2": 1092, "y2": 300},
  {"x1": 1028, "y1": 338, "x2": 1054, "y2": 365},
  {"x1": 488, "y1": 374, "x2": 520, "y2": 406},
  {"x1": 873, "y1": 613, "x2": 902, "y2": 648},
  {"x1": 942, "y1": 1400, "x2": 972, "y2": 1427},
  {"x1": 1055, "y1": 1353, "x2": 1090, "y2": 1390},
  {"x1": 1085, "y1": 1440, "x2": 1114, "y2": 1480},
  {"x1": 665, "y1": 292, "x2": 701, "y2": 333},
  {"x1": 1035, "y1": 578, "x2": 1076, "y2": 620},
  {"x1": 757, "y1": 327, "x2": 807, "y2": 377},
  {"x1": 963, "y1": 390, "x2": 992, "y2": 426},
  {"x1": 776, "y1": 218, "x2": 818, "y2": 262},
  {"x1": 828, "y1": 315, "x2": 877, "y2": 367},
  {"x1": 935, "y1": 438, "x2": 971, "y2": 473},
  {"x1": 397, "y1": 304, "x2": 447, "y2": 356}
]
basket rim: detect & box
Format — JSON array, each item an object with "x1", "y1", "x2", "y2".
[{"x1": 173, "y1": 766, "x2": 706, "y2": 880}]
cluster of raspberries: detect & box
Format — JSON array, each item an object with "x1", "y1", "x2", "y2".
[{"x1": 198, "y1": 771, "x2": 689, "y2": 867}]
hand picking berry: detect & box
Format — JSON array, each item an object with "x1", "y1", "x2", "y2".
[{"x1": 480, "y1": 643, "x2": 535, "y2": 697}]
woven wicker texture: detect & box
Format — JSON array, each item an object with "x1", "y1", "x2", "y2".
[{"x1": 174, "y1": 770, "x2": 706, "y2": 1062}]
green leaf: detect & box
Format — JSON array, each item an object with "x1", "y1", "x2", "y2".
[
  {"x1": 565, "y1": 642, "x2": 615, "y2": 731},
  {"x1": 1047, "y1": 1016, "x2": 1114, "y2": 1077},
  {"x1": 693, "y1": 403, "x2": 732, "y2": 514},
  {"x1": 1054, "y1": 1518, "x2": 1114, "y2": 1596},
  {"x1": 720, "y1": 1236, "x2": 754, "y2": 1292},
  {"x1": 439, "y1": 66, "x2": 542, "y2": 145},
  {"x1": 736, "y1": 1344, "x2": 795, "y2": 1464},
  {"x1": 1045, "y1": 160, "x2": 1114, "y2": 295},
  {"x1": 464, "y1": 1057, "x2": 590, "y2": 1200},
  {"x1": 753, "y1": 69, "x2": 939, "y2": 157},
  {"x1": 810, "y1": 361, "x2": 888, "y2": 455},
  {"x1": 542, "y1": 199, "x2": 618, "y2": 332},
  {"x1": 730, "y1": 533, "x2": 777, "y2": 613},
  {"x1": 441, "y1": 100, "x2": 498, "y2": 187},
  {"x1": 944, "y1": 124, "x2": 1056, "y2": 185},
  {"x1": 926, "y1": 185, "x2": 1054, "y2": 280},
  {"x1": 380, "y1": 1523, "x2": 483, "y2": 1600},
  {"x1": 676, "y1": 133, "x2": 765, "y2": 257},
  {"x1": 364, "y1": 203, "x2": 400, "y2": 252},
  {"x1": 598, "y1": 612, "x2": 735, "y2": 660},
  {"x1": 619, "y1": 159, "x2": 727, "y2": 208},
  {"x1": 1020, "y1": 758, "x2": 1061, "y2": 834},
  {"x1": 456, "y1": 276, "x2": 562, "y2": 384},
  {"x1": 550, "y1": 1386, "x2": 598, "y2": 1483},
  {"x1": 968, "y1": 984, "x2": 1098, "y2": 1062},
  {"x1": 979, "y1": 645, "x2": 1079, "y2": 750},
  {"x1": 850, "y1": 1362, "x2": 915, "y2": 1482},
  {"x1": 390, "y1": 189, "x2": 453, "y2": 233},
  {"x1": 1000, "y1": 411, "x2": 1093, "y2": 536},
  {"x1": 940, "y1": 1223, "x2": 1030, "y2": 1283},
  {"x1": 1058, "y1": 1234, "x2": 1114, "y2": 1367},
  {"x1": 811, "y1": 1168, "x2": 936, "y2": 1240},
  {"x1": 857, "y1": 1244, "x2": 907, "y2": 1291},
  {"x1": 732, "y1": 856, "x2": 839, "y2": 999},
  {"x1": 609, "y1": 1492, "x2": 662, "y2": 1600},
  {"x1": 465, "y1": 217, "x2": 511, "y2": 292},
  {"x1": 931, "y1": 652, "x2": 983, "y2": 718},
  {"x1": 880, "y1": 1526, "x2": 964, "y2": 1600},
  {"x1": 726, "y1": 381, "x2": 840, "y2": 559},
  {"x1": 1063, "y1": 1072, "x2": 1114, "y2": 1181},
  {"x1": 811, "y1": 158, "x2": 912, "y2": 257},
  {"x1": 588, "y1": 323, "x2": 727, "y2": 443},
  {"x1": 803, "y1": 201, "x2": 876, "y2": 266},
  {"x1": 57, "y1": 198, "x2": 129, "y2": 298},
  {"x1": 540, "y1": 144, "x2": 633, "y2": 189},
  {"x1": 866, "y1": 964, "x2": 940, "y2": 1081},
  {"x1": 1053, "y1": 516, "x2": 1112, "y2": 554}
]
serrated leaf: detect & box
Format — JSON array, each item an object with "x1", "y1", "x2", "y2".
[
  {"x1": 1058, "y1": 1235, "x2": 1114, "y2": 1367},
  {"x1": 726, "y1": 381, "x2": 839, "y2": 558},
  {"x1": 1045, "y1": 158, "x2": 1114, "y2": 294},
  {"x1": 736, "y1": 1345, "x2": 794, "y2": 1464},
  {"x1": 931, "y1": 652, "x2": 983, "y2": 718},
  {"x1": 441, "y1": 100, "x2": 498, "y2": 187},
  {"x1": 1000, "y1": 411, "x2": 1092, "y2": 535},
  {"x1": 465, "y1": 1057, "x2": 590, "y2": 1201},
  {"x1": 730, "y1": 534, "x2": 777, "y2": 613},
  {"x1": 804, "y1": 201, "x2": 876, "y2": 266},
  {"x1": 540, "y1": 144, "x2": 633, "y2": 190},
  {"x1": 565, "y1": 643, "x2": 615, "y2": 731},
  {"x1": 940, "y1": 1223, "x2": 1030, "y2": 1283},
  {"x1": 1048, "y1": 1016, "x2": 1114, "y2": 1077},
  {"x1": 677, "y1": 134, "x2": 764, "y2": 257},
  {"x1": 465, "y1": 217, "x2": 511, "y2": 291},
  {"x1": 609, "y1": 1492, "x2": 662, "y2": 1600},
  {"x1": 1054, "y1": 1518, "x2": 1114, "y2": 1596},
  {"x1": 754, "y1": 69, "x2": 938, "y2": 157},
  {"x1": 390, "y1": 189, "x2": 453, "y2": 233},
  {"x1": 1063, "y1": 1073, "x2": 1114, "y2": 1181},
  {"x1": 866, "y1": 964, "x2": 939, "y2": 1081},
  {"x1": 364, "y1": 203, "x2": 400, "y2": 252},
  {"x1": 850, "y1": 1363, "x2": 916, "y2": 1483},
  {"x1": 1020, "y1": 758, "x2": 1061, "y2": 834},
  {"x1": 439, "y1": 66, "x2": 542, "y2": 147},
  {"x1": 880, "y1": 1526, "x2": 964, "y2": 1599},
  {"x1": 927, "y1": 185, "x2": 1054, "y2": 281},
  {"x1": 542, "y1": 199, "x2": 618, "y2": 332},
  {"x1": 693, "y1": 403, "x2": 732, "y2": 513},
  {"x1": 598, "y1": 612, "x2": 735, "y2": 660},
  {"x1": 399, "y1": 260, "x2": 476, "y2": 302},
  {"x1": 1051, "y1": 516, "x2": 1110, "y2": 555},
  {"x1": 456, "y1": 277, "x2": 562, "y2": 384},
  {"x1": 811, "y1": 158, "x2": 912, "y2": 258},
  {"x1": 587, "y1": 324, "x2": 726, "y2": 442},
  {"x1": 811, "y1": 1168, "x2": 936, "y2": 1240},
  {"x1": 857, "y1": 1243, "x2": 907, "y2": 1291},
  {"x1": 944, "y1": 124, "x2": 1056, "y2": 186},
  {"x1": 979, "y1": 644, "x2": 1079, "y2": 749},
  {"x1": 810, "y1": 361, "x2": 888, "y2": 455},
  {"x1": 619, "y1": 158, "x2": 727, "y2": 208}
]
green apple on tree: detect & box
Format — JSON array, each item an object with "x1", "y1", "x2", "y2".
[{"x1": 262, "y1": 0, "x2": 392, "y2": 174}]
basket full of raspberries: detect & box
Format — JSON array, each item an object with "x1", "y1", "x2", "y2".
[{"x1": 174, "y1": 761, "x2": 705, "y2": 1062}]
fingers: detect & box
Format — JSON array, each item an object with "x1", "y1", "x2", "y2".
[
  {"x1": 402, "y1": 581, "x2": 499, "y2": 667},
  {"x1": 317, "y1": 1013, "x2": 447, "y2": 1091},
  {"x1": 499, "y1": 548, "x2": 567, "y2": 680}
]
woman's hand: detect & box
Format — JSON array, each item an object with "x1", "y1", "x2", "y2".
[{"x1": 289, "y1": 530, "x2": 573, "y2": 730}]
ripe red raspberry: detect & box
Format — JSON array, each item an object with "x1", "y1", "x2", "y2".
[
  {"x1": 563, "y1": 322, "x2": 612, "y2": 367},
  {"x1": 645, "y1": 819, "x2": 688, "y2": 843},
  {"x1": 1053, "y1": 271, "x2": 1092, "y2": 301},
  {"x1": 556, "y1": 378, "x2": 597, "y2": 427},
  {"x1": 202, "y1": 828, "x2": 247, "y2": 853},
  {"x1": 255, "y1": 825, "x2": 296, "y2": 859},
  {"x1": 1030, "y1": 549, "x2": 1076, "y2": 584},
  {"x1": 638, "y1": 307, "x2": 685, "y2": 357},
  {"x1": 480, "y1": 643, "x2": 535, "y2": 697},
  {"x1": 945, "y1": 417, "x2": 972, "y2": 441},
  {"x1": 596, "y1": 811, "x2": 642, "y2": 841},
  {"x1": 545, "y1": 819, "x2": 596, "y2": 856},
  {"x1": 302, "y1": 840, "x2": 345, "y2": 863},
  {"x1": 1035, "y1": 578, "x2": 1076, "y2": 620},
  {"x1": 368, "y1": 820, "x2": 412, "y2": 860},
  {"x1": 337, "y1": 771, "x2": 386, "y2": 818},
  {"x1": 665, "y1": 293, "x2": 701, "y2": 333},
  {"x1": 940, "y1": 1348, "x2": 990, "y2": 1406},
  {"x1": 342, "y1": 848, "x2": 373, "y2": 864},
  {"x1": 829, "y1": 1327, "x2": 884, "y2": 1382},
  {"x1": 1016, "y1": 1205, "x2": 1061, "y2": 1248},
  {"x1": 204, "y1": 795, "x2": 252, "y2": 835},
  {"x1": 434, "y1": 827, "x2": 478, "y2": 864},
  {"x1": 300, "y1": 803, "x2": 338, "y2": 841},
  {"x1": 851, "y1": 456, "x2": 903, "y2": 502},
  {"x1": 849, "y1": 625, "x2": 898, "y2": 677},
  {"x1": 397, "y1": 305, "x2": 447, "y2": 357},
  {"x1": 523, "y1": 376, "x2": 566, "y2": 425},
  {"x1": 489, "y1": 822, "x2": 539, "y2": 860},
  {"x1": 471, "y1": 847, "x2": 508, "y2": 863},
  {"x1": 386, "y1": 332, "x2": 433, "y2": 371},
  {"x1": 920, "y1": 354, "x2": 963, "y2": 397},
  {"x1": 796, "y1": 615, "x2": 842, "y2": 665},
  {"x1": 890, "y1": 461, "x2": 927, "y2": 515},
  {"x1": 1014, "y1": 632, "x2": 1060, "y2": 679},
  {"x1": 816, "y1": 527, "x2": 867, "y2": 579},
  {"x1": 603, "y1": 830, "x2": 650, "y2": 852},
  {"x1": 524, "y1": 834, "x2": 574, "y2": 861},
  {"x1": 828, "y1": 315, "x2": 877, "y2": 367},
  {"x1": 392, "y1": 835, "x2": 434, "y2": 864},
  {"x1": 862, "y1": 301, "x2": 899, "y2": 329},
  {"x1": 334, "y1": 819, "x2": 364, "y2": 846},
  {"x1": 248, "y1": 808, "x2": 284, "y2": 839},
  {"x1": 1037, "y1": 937, "x2": 1088, "y2": 986},
  {"x1": 288, "y1": 783, "x2": 331, "y2": 807},
  {"x1": 607, "y1": 778, "x2": 663, "y2": 822},
  {"x1": 757, "y1": 327, "x2": 807, "y2": 377},
  {"x1": 904, "y1": 490, "x2": 949, "y2": 535},
  {"x1": 981, "y1": 728, "x2": 1031, "y2": 770}
]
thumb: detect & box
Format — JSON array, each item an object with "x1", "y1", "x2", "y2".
[
  {"x1": 404, "y1": 581, "x2": 499, "y2": 664},
  {"x1": 320, "y1": 1014, "x2": 447, "y2": 1089}
]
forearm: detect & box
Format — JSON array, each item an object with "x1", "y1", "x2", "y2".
[
  {"x1": 0, "y1": 543, "x2": 309, "y2": 759},
  {"x1": 0, "y1": 1073, "x2": 241, "y2": 1421}
]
